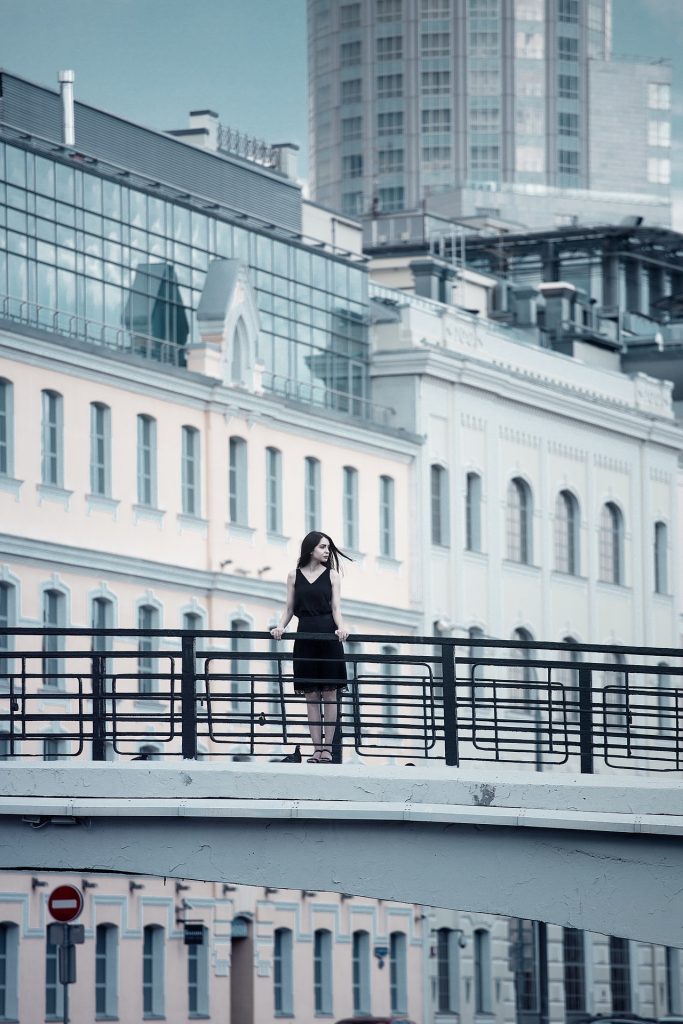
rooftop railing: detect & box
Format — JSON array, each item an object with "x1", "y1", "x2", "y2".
[{"x1": 0, "y1": 630, "x2": 681, "y2": 774}]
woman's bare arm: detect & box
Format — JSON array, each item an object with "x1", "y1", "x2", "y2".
[
  {"x1": 271, "y1": 570, "x2": 296, "y2": 639},
  {"x1": 330, "y1": 569, "x2": 349, "y2": 641}
]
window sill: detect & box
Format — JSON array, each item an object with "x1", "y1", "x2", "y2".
[
  {"x1": 345, "y1": 548, "x2": 366, "y2": 567},
  {"x1": 596, "y1": 579, "x2": 630, "y2": 591},
  {"x1": 267, "y1": 532, "x2": 290, "y2": 547},
  {"x1": 226, "y1": 522, "x2": 256, "y2": 538},
  {"x1": 0, "y1": 474, "x2": 22, "y2": 498},
  {"x1": 431, "y1": 542, "x2": 451, "y2": 552},
  {"x1": 86, "y1": 494, "x2": 120, "y2": 518},
  {"x1": 133, "y1": 504, "x2": 165, "y2": 525},
  {"x1": 188, "y1": 1016, "x2": 210, "y2": 1020},
  {"x1": 36, "y1": 483, "x2": 73, "y2": 508},
  {"x1": 464, "y1": 547, "x2": 486, "y2": 560},
  {"x1": 503, "y1": 559, "x2": 540, "y2": 573},
  {"x1": 653, "y1": 590, "x2": 672, "y2": 599},
  {"x1": 376, "y1": 555, "x2": 401, "y2": 571},
  {"x1": 551, "y1": 570, "x2": 587, "y2": 583},
  {"x1": 274, "y1": 1015, "x2": 295, "y2": 1019},
  {"x1": 177, "y1": 513, "x2": 208, "y2": 536}
]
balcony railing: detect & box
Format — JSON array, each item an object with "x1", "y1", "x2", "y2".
[{"x1": 0, "y1": 629, "x2": 681, "y2": 773}]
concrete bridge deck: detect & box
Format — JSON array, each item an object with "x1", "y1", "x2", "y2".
[{"x1": 1, "y1": 763, "x2": 682, "y2": 947}]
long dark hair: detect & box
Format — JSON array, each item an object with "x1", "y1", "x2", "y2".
[{"x1": 297, "y1": 531, "x2": 352, "y2": 574}]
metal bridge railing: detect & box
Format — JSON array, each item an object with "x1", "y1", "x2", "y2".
[{"x1": 0, "y1": 629, "x2": 681, "y2": 773}]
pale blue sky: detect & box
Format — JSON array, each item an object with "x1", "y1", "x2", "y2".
[{"x1": 0, "y1": 0, "x2": 681, "y2": 222}]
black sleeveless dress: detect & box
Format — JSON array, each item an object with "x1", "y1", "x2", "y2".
[{"x1": 292, "y1": 567, "x2": 347, "y2": 694}]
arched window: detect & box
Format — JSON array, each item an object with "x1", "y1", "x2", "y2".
[
  {"x1": 560, "y1": 636, "x2": 581, "y2": 725},
  {"x1": 231, "y1": 317, "x2": 248, "y2": 386},
  {"x1": 0, "y1": 379, "x2": 15, "y2": 477},
  {"x1": 507, "y1": 478, "x2": 532, "y2": 564},
  {"x1": 46, "y1": 931, "x2": 64, "y2": 1017},
  {"x1": 352, "y1": 930, "x2": 371, "y2": 1014},
  {"x1": 604, "y1": 652, "x2": 628, "y2": 731},
  {"x1": 379, "y1": 474, "x2": 395, "y2": 557},
  {"x1": 563, "y1": 928, "x2": 586, "y2": 1016},
  {"x1": 343, "y1": 466, "x2": 359, "y2": 549},
  {"x1": 274, "y1": 928, "x2": 293, "y2": 1015},
  {"x1": 95, "y1": 924, "x2": 119, "y2": 1017},
  {"x1": 431, "y1": 465, "x2": 449, "y2": 547},
  {"x1": 181, "y1": 426, "x2": 201, "y2": 516},
  {"x1": 474, "y1": 928, "x2": 492, "y2": 1013},
  {"x1": 466, "y1": 472, "x2": 482, "y2": 552},
  {"x1": 187, "y1": 926, "x2": 209, "y2": 1016},
  {"x1": 599, "y1": 502, "x2": 623, "y2": 584},
  {"x1": 512, "y1": 627, "x2": 535, "y2": 702},
  {"x1": 138, "y1": 604, "x2": 159, "y2": 695},
  {"x1": 90, "y1": 402, "x2": 112, "y2": 497},
  {"x1": 41, "y1": 389, "x2": 64, "y2": 487},
  {"x1": 313, "y1": 929, "x2": 333, "y2": 1014},
  {"x1": 305, "y1": 457, "x2": 321, "y2": 533},
  {"x1": 0, "y1": 922, "x2": 18, "y2": 1020},
  {"x1": 609, "y1": 936, "x2": 631, "y2": 1012},
  {"x1": 654, "y1": 520, "x2": 668, "y2": 594},
  {"x1": 555, "y1": 490, "x2": 580, "y2": 575},
  {"x1": 437, "y1": 927, "x2": 461, "y2": 1012},
  {"x1": 266, "y1": 448, "x2": 283, "y2": 535},
  {"x1": 137, "y1": 414, "x2": 157, "y2": 507},
  {"x1": 42, "y1": 589, "x2": 66, "y2": 688},
  {"x1": 143, "y1": 925, "x2": 165, "y2": 1017},
  {"x1": 389, "y1": 931, "x2": 407, "y2": 1013},
  {"x1": 0, "y1": 582, "x2": 16, "y2": 686},
  {"x1": 229, "y1": 437, "x2": 248, "y2": 526}
]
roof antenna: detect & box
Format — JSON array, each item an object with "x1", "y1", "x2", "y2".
[{"x1": 58, "y1": 70, "x2": 75, "y2": 146}]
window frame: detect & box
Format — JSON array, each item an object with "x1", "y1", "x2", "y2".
[
  {"x1": 343, "y1": 465, "x2": 359, "y2": 550},
  {"x1": 266, "y1": 447, "x2": 283, "y2": 535},
  {"x1": 137, "y1": 414, "x2": 158, "y2": 507},
  {"x1": 0, "y1": 379, "x2": 14, "y2": 478},
  {"x1": 41, "y1": 389, "x2": 64, "y2": 488},
  {"x1": 229, "y1": 436, "x2": 248, "y2": 526},
  {"x1": 90, "y1": 402, "x2": 112, "y2": 498},
  {"x1": 142, "y1": 924, "x2": 165, "y2": 1018},
  {"x1": 181, "y1": 425, "x2": 201, "y2": 517}
]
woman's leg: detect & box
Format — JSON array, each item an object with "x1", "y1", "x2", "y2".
[
  {"x1": 305, "y1": 691, "x2": 323, "y2": 750},
  {"x1": 321, "y1": 687, "x2": 338, "y2": 748}
]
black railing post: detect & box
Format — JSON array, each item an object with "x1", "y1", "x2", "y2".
[
  {"x1": 91, "y1": 655, "x2": 107, "y2": 762},
  {"x1": 441, "y1": 641, "x2": 459, "y2": 767},
  {"x1": 181, "y1": 635, "x2": 198, "y2": 760},
  {"x1": 578, "y1": 664, "x2": 594, "y2": 774}
]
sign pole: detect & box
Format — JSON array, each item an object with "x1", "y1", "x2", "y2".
[{"x1": 63, "y1": 969, "x2": 69, "y2": 1024}]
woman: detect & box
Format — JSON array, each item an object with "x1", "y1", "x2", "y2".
[{"x1": 271, "y1": 532, "x2": 350, "y2": 763}]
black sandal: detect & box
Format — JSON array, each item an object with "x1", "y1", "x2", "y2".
[{"x1": 307, "y1": 749, "x2": 324, "y2": 763}]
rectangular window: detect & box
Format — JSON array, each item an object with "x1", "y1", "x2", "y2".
[
  {"x1": 421, "y1": 0, "x2": 450, "y2": 13},
  {"x1": 377, "y1": 0, "x2": 402, "y2": 20},
  {"x1": 138, "y1": 604, "x2": 159, "y2": 695},
  {"x1": 41, "y1": 390, "x2": 63, "y2": 487},
  {"x1": 648, "y1": 120, "x2": 671, "y2": 147},
  {"x1": 379, "y1": 475, "x2": 395, "y2": 558},
  {"x1": 376, "y1": 35, "x2": 403, "y2": 62},
  {"x1": 559, "y1": 149, "x2": 580, "y2": 175},
  {"x1": 340, "y1": 2, "x2": 361, "y2": 28},
  {"x1": 378, "y1": 186, "x2": 405, "y2": 211},
  {"x1": 314, "y1": 931, "x2": 333, "y2": 1014},
  {"x1": 431, "y1": 465, "x2": 449, "y2": 546},
  {"x1": 43, "y1": 589, "x2": 65, "y2": 688},
  {"x1": 342, "y1": 154, "x2": 363, "y2": 178},
  {"x1": 143, "y1": 927, "x2": 164, "y2": 1017},
  {"x1": 378, "y1": 111, "x2": 404, "y2": 136},
  {"x1": 342, "y1": 192, "x2": 364, "y2": 216},
  {"x1": 648, "y1": 82, "x2": 671, "y2": 110},
  {"x1": 558, "y1": 36, "x2": 579, "y2": 61},
  {"x1": 136, "y1": 414, "x2": 157, "y2": 507},
  {"x1": 342, "y1": 116, "x2": 362, "y2": 141},
  {"x1": 181, "y1": 425, "x2": 201, "y2": 516},
  {"x1": 305, "y1": 457, "x2": 321, "y2": 533},
  {"x1": 377, "y1": 73, "x2": 404, "y2": 99},
  {"x1": 378, "y1": 149, "x2": 404, "y2": 173},
  {"x1": 0, "y1": 380, "x2": 13, "y2": 477},
  {"x1": 422, "y1": 145, "x2": 451, "y2": 166},
  {"x1": 559, "y1": 74, "x2": 579, "y2": 99},
  {"x1": 390, "y1": 932, "x2": 408, "y2": 1013},
  {"x1": 559, "y1": 112, "x2": 579, "y2": 137},
  {"x1": 229, "y1": 436, "x2": 248, "y2": 526},
  {"x1": 648, "y1": 157, "x2": 671, "y2": 184},
  {"x1": 340, "y1": 40, "x2": 362, "y2": 66},
  {"x1": 470, "y1": 145, "x2": 500, "y2": 173},
  {"x1": 341, "y1": 78, "x2": 362, "y2": 104},
  {"x1": 343, "y1": 466, "x2": 359, "y2": 550},
  {"x1": 558, "y1": 0, "x2": 579, "y2": 22},
  {"x1": 96, "y1": 925, "x2": 118, "y2": 1017},
  {"x1": 188, "y1": 929, "x2": 209, "y2": 1016},
  {"x1": 421, "y1": 70, "x2": 451, "y2": 95},
  {"x1": 90, "y1": 402, "x2": 111, "y2": 497},
  {"x1": 609, "y1": 937, "x2": 631, "y2": 1012},
  {"x1": 266, "y1": 447, "x2": 282, "y2": 534},
  {"x1": 46, "y1": 941, "x2": 64, "y2": 1018},
  {"x1": 274, "y1": 929, "x2": 294, "y2": 1015},
  {"x1": 422, "y1": 108, "x2": 452, "y2": 133},
  {"x1": 421, "y1": 32, "x2": 450, "y2": 57},
  {"x1": 516, "y1": 30, "x2": 544, "y2": 58},
  {"x1": 470, "y1": 30, "x2": 499, "y2": 57},
  {"x1": 352, "y1": 931, "x2": 371, "y2": 1013},
  {"x1": 471, "y1": 104, "x2": 501, "y2": 131},
  {"x1": 563, "y1": 928, "x2": 586, "y2": 1012}
]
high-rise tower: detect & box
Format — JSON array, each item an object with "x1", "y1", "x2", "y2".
[{"x1": 308, "y1": 0, "x2": 672, "y2": 229}]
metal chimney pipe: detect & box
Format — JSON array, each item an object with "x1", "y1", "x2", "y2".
[{"x1": 58, "y1": 70, "x2": 75, "y2": 146}]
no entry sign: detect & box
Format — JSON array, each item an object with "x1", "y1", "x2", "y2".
[{"x1": 47, "y1": 885, "x2": 83, "y2": 923}]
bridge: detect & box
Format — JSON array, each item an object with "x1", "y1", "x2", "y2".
[
  {"x1": 1, "y1": 760, "x2": 682, "y2": 947},
  {"x1": 1, "y1": 628, "x2": 682, "y2": 947}
]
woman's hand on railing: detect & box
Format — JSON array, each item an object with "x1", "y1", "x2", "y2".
[
  {"x1": 270, "y1": 626, "x2": 285, "y2": 641},
  {"x1": 335, "y1": 628, "x2": 349, "y2": 642}
]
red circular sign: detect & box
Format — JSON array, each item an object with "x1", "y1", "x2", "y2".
[{"x1": 47, "y1": 885, "x2": 83, "y2": 923}]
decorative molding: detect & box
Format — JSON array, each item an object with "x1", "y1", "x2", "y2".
[
  {"x1": 132, "y1": 504, "x2": 165, "y2": 526},
  {"x1": 0, "y1": 476, "x2": 23, "y2": 499},
  {"x1": 547, "y1": 441, "x2": 587, "y2": 462},
  {"x1": 593, "y1": 454, "x2": 630, "y2": 474},
  {"x1": 460, "y1": 413, "x2": 486, "y2": 432},
  {"x1": 499, "y1": 425, "x2": 541, "y2": 449},
  {"x1": 86, "y1": 494, "x2": 120, "y2": 519},
  {"x1": 36, "y1": 483, "x2": 73, "y2": 509},
  {"x1": 649, "y1": 467, "x2": 672, "y2": 484},
  {"x1": 177, "y1": 513, "x2": 209, "y2": 537}
]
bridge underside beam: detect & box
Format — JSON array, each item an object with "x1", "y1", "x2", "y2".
[{"x1": 2, "y1": 814, "x2": 681, "y2": 947}]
